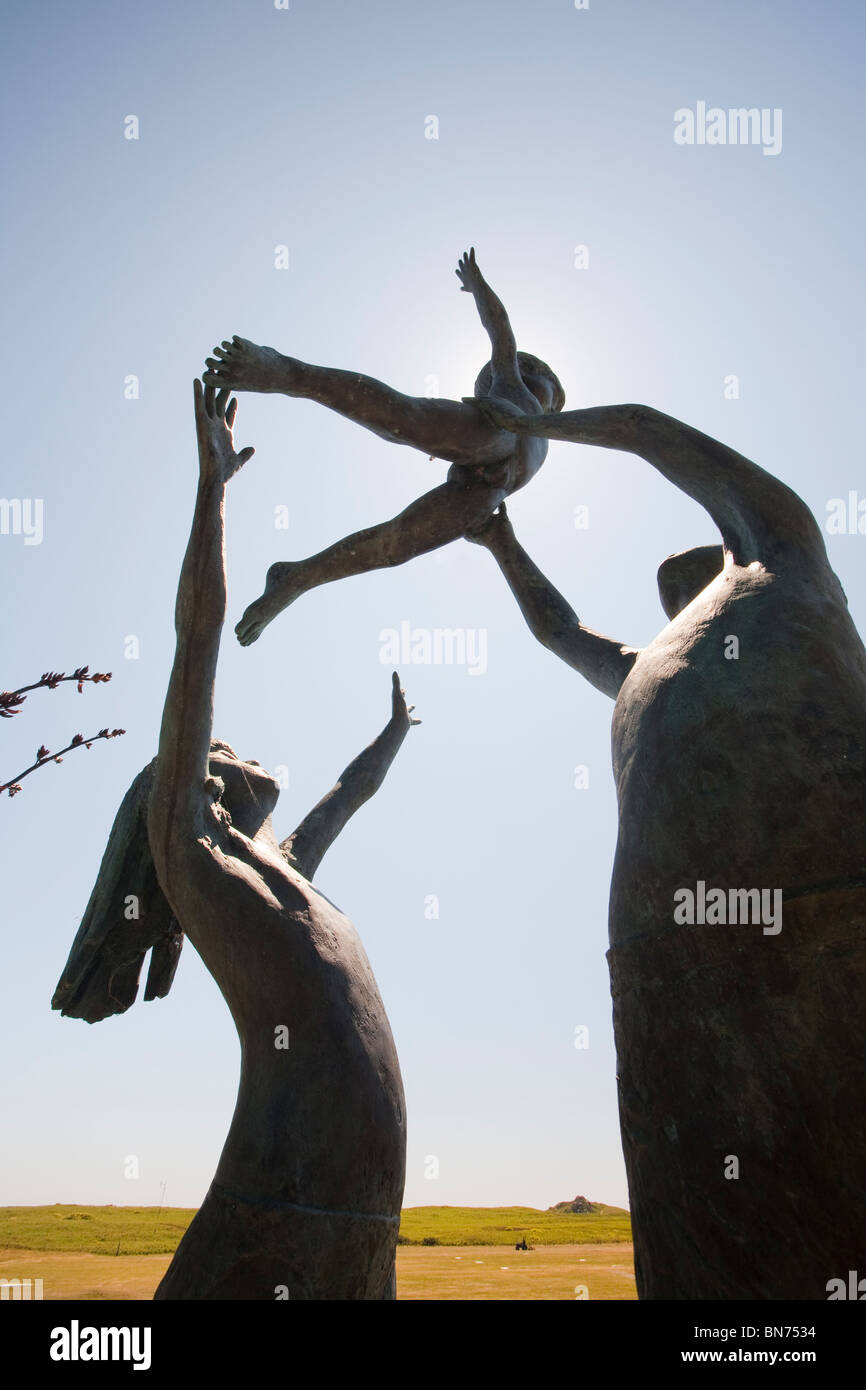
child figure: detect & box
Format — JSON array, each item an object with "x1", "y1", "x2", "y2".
[{"x1": 202, "y1": 248, "x2": 564, "y2": 645}]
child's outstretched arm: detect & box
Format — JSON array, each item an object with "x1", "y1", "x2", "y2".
[
  {"x1": 466, "y1": 505, "x2": 640, "y2": 700},
  {"x1": 456, "y1": 247, "x2": 522, "y2": 389},
  {"x1": 281, "y1": 672, "x2": 420, "y2": 882}
]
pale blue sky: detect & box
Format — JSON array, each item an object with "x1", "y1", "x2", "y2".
[{"x1": 2, "y1": 0, "x2": 864, "y2": 1213}]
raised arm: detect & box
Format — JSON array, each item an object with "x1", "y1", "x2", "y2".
[
  {"x1": 456, "y1": 247, "x2": 521, "y2": 387},
  {"x1": 473, "y1": 400, "x2": 828, "y2": 572},
  {"x1": 466, "y1": 506, "x2": 639, "y2": 700},
  {"x1": 281, "y1": 672, "x2": 420, "y2": 881},
  {"x1": 148, "y1": 382, "x2": 254, "y2": 877}
]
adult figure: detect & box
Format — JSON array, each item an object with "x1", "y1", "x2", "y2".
[
  {"x1": 54, "y1": 382, "x2": 417, "y2": 1300},
  {"x1": 468, "y1": 399, "x2": 866, "y2": 1299}
]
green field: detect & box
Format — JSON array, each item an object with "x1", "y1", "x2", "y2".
[
  {"x1": 0, "y1": 1203, "x2": 631, "y2": 1256},
  {"x1": 0, "y1": 1206, "x2": 196, "y2": 1257},
  {"x1": 398, "y1": 1204, "x2": 631, "y2": 1246}
]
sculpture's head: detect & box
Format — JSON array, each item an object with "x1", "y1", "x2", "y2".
[
  {"x1": 657, "y1": 545, "x2": 725, "y2": 619},
  {"x1": 474, "y1": 352, "x2": 566, "y2": 413},
  {"x1": 207, "y1": 740, "x2": 280, "y2": 840}
]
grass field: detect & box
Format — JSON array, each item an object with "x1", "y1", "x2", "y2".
[
  {"x1": 0, "y1": 1203, "x2": 631, "y2": 1255},
  {"x1": 0, "y1": 1205, "x2": 636, "y2": 1299},
  {"x1": 0, "y1": 1244, "x2": 636, "y2": 1301},
  {"x1": 396, "y1": 1243, "x2": 636, "y2": 1300},
  {"x1": 399, "y1": 1203, "x2": 631, "y2": 1246},
  {"x1": 0, "y1": 1206, "x2": 196, "y2": 1257}
]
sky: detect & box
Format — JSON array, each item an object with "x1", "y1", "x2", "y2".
[{"x1": 1, "y1": 0, "x2": 864, "y2": 1217}]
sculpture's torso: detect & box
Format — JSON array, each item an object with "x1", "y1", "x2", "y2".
[
  {"x1": 606, "y1": 556, "x2": 866, "y2": 1298},
  {"x1": 155, "y1": 838, "x2": 405, "y2": 1299},
  {"x1": 610, "y1": 559, "x2": 866, "y2": 946}
]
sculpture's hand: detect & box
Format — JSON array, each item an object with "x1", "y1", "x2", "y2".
[
  {"x1": 194, "y1": 379, "x2": 255, "y2": 485},
  {"x1": 464, "y1": 502, "x2": 515, "y2": 551},
  {"x1": 455, "y1": 246, "x2": 485, "y2": 295},
  {"x1": 390, "y1": 671, "x2": 421, "y2": 729}
]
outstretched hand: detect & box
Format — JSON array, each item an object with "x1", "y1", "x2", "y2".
[
  {"x1": 390, "y1": 671, "x2": 421, "y2": 729},
  {"x1": 194, "y1": 379, "x2": 255, "y2": 485},
  {"x1": 455, "y1": 246, "x2": 485, "y2": 295},
  {"x1": 464, "y1": 503, "x2": 515, "y2": 551}
]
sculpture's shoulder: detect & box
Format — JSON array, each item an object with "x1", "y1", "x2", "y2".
[{"x1": 613, "y1": 560, "x2": 862, "y2": 755}]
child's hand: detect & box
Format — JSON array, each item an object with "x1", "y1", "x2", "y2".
[
  {"x1": 455, "y1": 246, "x2": 485, "y2": 295},
  {"x1": 194, "y1": 380, "x2": 255, "y2": 485},
  {"x1": 390, "y1": 671, "x2": 421, "y2": 729},
  {"x1": 464, "y1": 503, "x2": 515, "y2": 551}
]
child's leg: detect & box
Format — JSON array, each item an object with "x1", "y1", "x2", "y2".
[
  {"x1": 236, "y1": 476, "x2": 507, "y2": 646},
  {"x1": 203, "y1": 338, "x2": 510, "y2": 468}
]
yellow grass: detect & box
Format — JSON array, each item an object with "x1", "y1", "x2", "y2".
[
  {"x1": 395, "y1": 1242, "x2": 636, "y2": 1300},
  {"x1": 0, "y1": 1249, "x2": 172, "y2": 1301},
  {"x1": 0, "y1": 1243, "x2": 636, "y2": 1301}
]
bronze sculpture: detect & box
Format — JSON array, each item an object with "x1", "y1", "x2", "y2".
[
  {"x1": 54, "y1": 384, "x2": 417, "y2": 1299},
  {"x1": 201, "y1": 248, "x2": 564, "y2": 645},
  {"x1": 467, "y1": 399, "x2": 866, "y2": 1298}
]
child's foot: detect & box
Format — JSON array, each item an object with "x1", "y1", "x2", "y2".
[
  {"x1": 203, "y1": 337, "x2": 297, "y2": 394},
  {"x1": 235, "y1": 561, "x2": 305, "y2": 646}
]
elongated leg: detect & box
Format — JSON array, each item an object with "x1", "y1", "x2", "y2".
[{"x1": 236, "y1": 476, "x2": 507, "y2": 646}]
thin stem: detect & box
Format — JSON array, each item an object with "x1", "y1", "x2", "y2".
[
  {"x1": 1, "y1": 727, "x2": 125, "y2": 797},
  {"x1": 1, "y1": 667, "x2": 112, "y2": 718}
]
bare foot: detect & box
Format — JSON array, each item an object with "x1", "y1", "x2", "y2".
[
  {"x1": 203, "y1": 337, "x2": 298, "y2": 394},
  {"x1": 235, "y1": 561, "x2": 305, "y2": 646}
]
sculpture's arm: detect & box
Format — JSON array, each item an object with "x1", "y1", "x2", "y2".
[
  {"x1": 466, "y1": 506, "x2": 639, "y2": 700},
  {"x1": 456, "y1": 247, "x2": 521, "y2": 386},
  {"x1": 148, "y1": 383, "x2": 254, "y2": 876},
  {"x1": 474, "y1": 401, "x2": 827, "y2": 570},
  {"x1": 281, "y1": 672, "x2": 420, "y2": 881}
]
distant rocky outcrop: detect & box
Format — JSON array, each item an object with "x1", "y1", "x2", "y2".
[{"x1": 548, "y1": 1195, "x2": 598, "y2": 1214}]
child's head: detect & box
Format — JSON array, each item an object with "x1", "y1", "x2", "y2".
[{"x1": 474, "y1": 352, "x2": 565, "y2": 412}]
